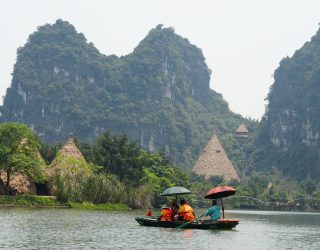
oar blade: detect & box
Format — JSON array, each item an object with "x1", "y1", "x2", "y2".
[
  {"x1": 176, "y1": 222, "x2": 188, "y2": 229},
  {"x1": 175, "y1": 215, "x2": 204, "y2": 229}
]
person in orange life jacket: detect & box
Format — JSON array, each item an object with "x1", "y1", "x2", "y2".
[
  {"x1": 178, "y1": 199, "x2": 195, "y2": 221},
  {"x1": 158, "y1": 204, "x2": 173, "y2": 221}
]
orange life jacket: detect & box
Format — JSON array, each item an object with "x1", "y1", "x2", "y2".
[
  {"x1": 179, "y1": 204, "x2": 195, "y2": 221},
  {"x1": 160, "y1": 208, "x2": 173, "y2": 221}
]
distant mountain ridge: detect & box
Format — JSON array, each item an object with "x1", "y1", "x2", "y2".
[{"x1": 0, "y1": 20, "x2": 245, "y2": 167}]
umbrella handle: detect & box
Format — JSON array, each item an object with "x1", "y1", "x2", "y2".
[{"x1": 221, "y1": 198, "x2": 225, "y2": 219}]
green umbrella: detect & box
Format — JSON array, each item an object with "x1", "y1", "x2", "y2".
[{"x1": 160, "y1": 186, "x2": 191, "y2": 200}]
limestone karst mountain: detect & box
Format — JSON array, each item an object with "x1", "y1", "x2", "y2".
[
  {"x1": 0, "y1": 20, "x2": 246, "y2": 168},
  {"x1": 255, "y1": 27, "x2": 320, "y2": 179}
]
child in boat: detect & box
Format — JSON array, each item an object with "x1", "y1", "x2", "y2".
[
  {"x1": 204, "y1": 200, "x2": 221, "y2": 221},
  {"x1": 171, "y1": 199, "x2": 180, "y2": 220},
  {"x1": 158, "y1": 204, "x2": 173, "y2": 221},
  {"x1": 146, "y1": 208, "x2": 152, "y2": 216},
  {"x1": 178, "y1": 199, "x2": 195, "y2": 221}
]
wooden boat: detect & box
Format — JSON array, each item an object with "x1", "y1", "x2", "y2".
[{"x1": 135, "y1": 217, "x2": 239, "y2": 230}]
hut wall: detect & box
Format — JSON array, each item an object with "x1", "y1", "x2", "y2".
[{"x1": 0, "y1": 171, "x2": 36, "y2": 195}]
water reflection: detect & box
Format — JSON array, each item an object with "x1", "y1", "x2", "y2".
[
  {"x1": 182, "y1": 229, "x2": 193, "y2": 239},
  {"x1": 227, "y1": 209, "x2": 320, "y2": 226}
]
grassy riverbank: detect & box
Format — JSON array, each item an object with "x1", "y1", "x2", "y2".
[
  {"x1": 68, "y1": 202, "x2": 130, "y2": 211},
  {"x1": 0, "y1": 195, "x2": 65, "y2": 207},
  {"x1": 0, "y1": 195, "x2": 130, "y2": 210}
]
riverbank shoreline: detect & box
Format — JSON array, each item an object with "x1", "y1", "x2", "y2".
[
  {"x1": 2, "y1": 195, "x2": 318, "y2": 212},
  {"x1": 0, "y1": 195, "x2": 130, "y2": 211}
]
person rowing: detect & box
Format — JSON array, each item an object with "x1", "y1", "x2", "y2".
[
  {"x1": 204, "y1": 200, "x2": 221, "y2": 222},
  {"x1": 178, "y1": 199, "x2": 195, "y2": 221}
]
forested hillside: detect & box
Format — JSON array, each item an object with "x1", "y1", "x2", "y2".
[
  {"x1": 0, "y1": 20, "x2": 247, "y2": 168},
  {"x1": 254, "y1": 28, "x2": 320, "y2": 180}
]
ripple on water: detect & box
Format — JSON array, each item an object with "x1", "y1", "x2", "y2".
[{"x1": 0, "y1": 208, "x2": 320, "y2": 250}]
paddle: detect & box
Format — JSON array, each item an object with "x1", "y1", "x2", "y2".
[{"x1": 176, "y1": 214, "x2": 204, "y2": 229}]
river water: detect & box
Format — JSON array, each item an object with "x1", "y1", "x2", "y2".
[{"x1": 0, "y1": 208, "x2": 319, "y2": 249}]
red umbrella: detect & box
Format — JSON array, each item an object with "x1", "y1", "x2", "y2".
[
  {"x1": 205, "y1": 186, "x2": 236, "y2": 199},
  {"x1": 204, "y1": 186, "x2": 236, "y2": 219}
]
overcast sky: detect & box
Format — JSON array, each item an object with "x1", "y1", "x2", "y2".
[{"x1": 1, "y1": 0, "x2": 320, "y2": 119}]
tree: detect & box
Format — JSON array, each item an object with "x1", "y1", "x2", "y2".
[
  {"x1": 39, "y1": 142, "x2": 62, "y2": 164},
  {"x1": 51, "y1": 155, "x2": 93, "y2": 202},
  {"x1": 0, "y1": 123, "x2": 44, "y2": 193},
  {"x1": 94, "y1": 131, "x2": 143, "y2": 184},
  {"x1": 300, "y1": 178, "x2": 317, "y2": 194}
]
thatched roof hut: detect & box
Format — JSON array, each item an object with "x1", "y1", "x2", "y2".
[
  {"x1": 192, "y1": 132, "x2": 240, "y2": 181},
  {"x1": 234, "y1": 124, "x2": 249, "y2": 142},
  {"x1": 235, "y1": 124, "x2": 249, "y2": 133},
  {"x1": 0, "y1": 138, "x2": 46, "y2": 195},
  {"x1": 0, "y1": 172, "x2": 37, "y2": 194},
  {"x1": 49, "y1": 134, "x2": 86, "y2": 168},
  {"x1": 47, "y1": 134, "x2": 91, "y2": 196}
]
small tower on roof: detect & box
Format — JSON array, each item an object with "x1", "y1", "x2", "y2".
[
  {"x1": 192, "y1": 132, "x2": 239, "y2": 181},
  {"x1": 234, "y1": 124, "x2": 249, "y2": 143}
]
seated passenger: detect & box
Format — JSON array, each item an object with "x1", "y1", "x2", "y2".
[
  {"x1": 178, "y1": 199, "x2": 195, "y2": 221},
  {"x1": 204, "y1": 200, "x2": 221, "y2": 221},
  {"x1": 146, "y1": 208, "x2": 152, "y2": 216},
  {"x1": 158, "y1": 204, "x2": 173, "y2": 221},
  {"x1": 171, "y1": 199, "x2": 180, "y2": 220}
]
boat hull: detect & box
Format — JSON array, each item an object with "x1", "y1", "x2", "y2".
[{"x1": 135, "y1": 217, "x2": 239, "y2": 230}]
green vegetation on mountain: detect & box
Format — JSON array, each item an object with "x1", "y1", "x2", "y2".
[
  {"x1": 0, "y1": 19, "x2": 246, "y2": 169},
  {"x1": 0, "y1": 122, "x2": 319, "y2": 210},
  {"x1": 253, "y1": 28, "x2": 320, "y2": 180},
  {"x1": 1, "y1": 19, "x2": 320, "y2": 209}
]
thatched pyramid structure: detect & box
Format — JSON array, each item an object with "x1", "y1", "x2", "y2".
[
  {"x1": 235, "y1": 124, "x2": 249, "y2": 134},
  {"x1": 0, "y1": 173, "x2": 37, "y2": 194},
  {"x1": 0, "y1": 138, "x2": 46, "y2": 195},
  {"x1": 192, "y1": 132, "x2": 239, "y2": 181},
  {"x1": 48, "y1": 134, "x2": 90, "y2": 196},
  {"x1": 48, "y1": 133, "x2": 87, "y2": 175},
  {"x1": 51, "y1": 134, "x2": 85, "y2": 164}
]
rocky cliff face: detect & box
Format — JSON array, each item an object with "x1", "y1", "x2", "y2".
[
  {"x1": 0, "y1": 20, "x2": 244, "y2": 167},
  {"x1": 256, "y1": 28, "x2": 320, "y2": 179}
]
